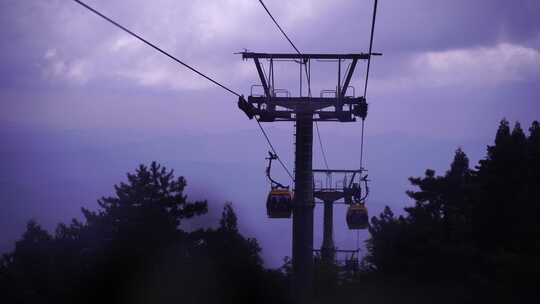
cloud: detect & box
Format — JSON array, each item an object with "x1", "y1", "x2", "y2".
[
  {"x1": 372, "y1": 43, "x2": 540, "y2": 92},
  {"x1": 42, "y1": 48, "x2": 91, "y2": 84},
  {"x1": 3, "y1": 0, "x2": 539, "y2": 94},
  {"x1": 110, "y1": 36, "x2": 140, "y2": 53},
  {"x1": 44, "y1": 49, "x2": 57, "y2": 59},
  {"x1": 19, "y1": 0, "x2": 342, "y2": 91},
  {"x1": 418, "y1": 43, "x2": 540, "y2": 83}
]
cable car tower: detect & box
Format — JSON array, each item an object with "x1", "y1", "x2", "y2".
[
  {"x1": 71, "y1": 0, "x2": 380, "y2": 303},
  {"x1": 238, "y1": 51, "x2": 375, "y2": 302},
  {"x1": 312, "y1": 169, "x2": 370, "y2": 266}
]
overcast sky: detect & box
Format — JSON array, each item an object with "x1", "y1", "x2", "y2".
[{"x1": 1, "y1": 0, "x2": 539, "y2": 266}]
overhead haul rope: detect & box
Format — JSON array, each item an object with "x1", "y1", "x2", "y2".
[
  {"x1": 357, "y1": 0, "x2": 379, "y2": 252},
  {"x1": 73, "y1": 0, "x2": 239, "y2": 97},
  {"x1": 257, "y1": 0, "x2": 330, "y2": 170},
  {"x1": 257, "y1": 0, "x2": 301, "y2": 56},
  {"x1": 315, "y1": 122, "x2": 330, "y2": 170},
  {"x1": 256, "y1": 120, "x2": 294, "y2": 181},
  {"x1": 258, "y1": 0, "x2": 380, "y2": 260},
  {"x1": 72, "y1": 0, "x2": 294, "y2": 181},
  {"x1": 360, "y1": 0, "x2": 379, "y2": 169},
  {"x1": 364, "y1": 0, "x2": 379, "y2": 100}
]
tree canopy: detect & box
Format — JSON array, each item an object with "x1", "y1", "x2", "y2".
[
  {"x1": 366, "y1": 119, "x2": 540, "y2": 301},
  {"x1": 0, "y1": 162, "x2": 290, "y2": 304},
  {"x1": 2, "y1": 120, "x2": 539, "y2": 303}
]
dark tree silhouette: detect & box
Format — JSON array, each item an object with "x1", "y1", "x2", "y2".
[
  {"x1": 0, "y1": 162, "x2": 291, "y2": 304},
  {"x1": 220, "y1": 202, "x2": 239, "y2": 233},
  {"x1": 365, "y1": 119, "x2": 540, "y2": 302},
  {"x1": 3, "y1": 119, "x2": 539, "y2": 304},
  {"x1": 82, "y1": 162, "x2": 207, "y2": 245},
  {"x1": 366, "y1": 206, "x2": 405, "y2": 274}
]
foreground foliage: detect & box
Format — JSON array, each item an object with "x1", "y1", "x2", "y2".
[
  {"x1": 366, "y1": 120, "x2": 540, "y2": 302},
  {"x1": 0, "y1": 162, "x2": 289, "y2": 304},
  {"x1": 1, "y1": 120, "x2": 538, "y2": 303}
]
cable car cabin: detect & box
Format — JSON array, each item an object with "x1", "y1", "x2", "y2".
[
  {"x1": 346, "y1": 203, "x2": 369, "y2": 229},
  {"x1": 266, "y1": 187, "x2": 293, "y2": 218}
]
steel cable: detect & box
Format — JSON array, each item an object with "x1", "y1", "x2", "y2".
[{"x1": 72, "y1": 0, "x2": 294, "y2": 180}]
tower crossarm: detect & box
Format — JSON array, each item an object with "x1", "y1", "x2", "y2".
[
  {"x1": 238, "y1": 52, "x2": 371, "y2": 123},
  {"x1": 241, "y1": 52, "x2": 371, "y2": 60},
  {"x1": 243, "y1": 96, "x2": 367, "y2": 122},
  {"x1": 340, "y1": 59, "x2": 358, "y2": 98}
]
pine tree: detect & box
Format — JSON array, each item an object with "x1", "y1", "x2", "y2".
[{"x1": 81, "y1": 162, "x2": 207, "y2": 249}]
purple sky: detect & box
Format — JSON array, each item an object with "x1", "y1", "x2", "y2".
[{"x1": 1, "y1": 0, "x2": 539, "y2": 266}]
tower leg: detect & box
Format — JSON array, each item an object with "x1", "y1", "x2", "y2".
[
  {"x1": 321, "y1": 200, "x2": 335, "y2": 263},
  {"x1": 292, "y1": 113, "x2": 314, "y2": 303}
]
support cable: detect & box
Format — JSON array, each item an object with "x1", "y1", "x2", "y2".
[
  {"x1": 359, "y1": 0, "x2": 378, "y2": 170},
  {"x1": 360, "y1": 120, "x2": 366, "y2": 169},
  {"x1": 72, "y1": 0, "x2": 240, "y2": 98},
  {"x1": 257, "y1": 0, "x2": 301, "y2": 55},
  {"x1": 256, "y1": 118, "x2": 294, "y2": 181},
  {"x1": 72, "y1": 0, "x2": 294, "y2": 180},
  {"x1": 363, "y1": 0, "x2": 379, "y2": 99},
  {"x1": 315, "y1": 121, "x2": 330, "y2": 170},
  {"x1": 355, "y1": 1, "x2": 378, "y2": 252},
  {"x1": 257, "y1": 0, "x2": 329, "y2": 170},
  {"x1": 257, "y1": 0, "x2": 311, "y2": 96}
]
